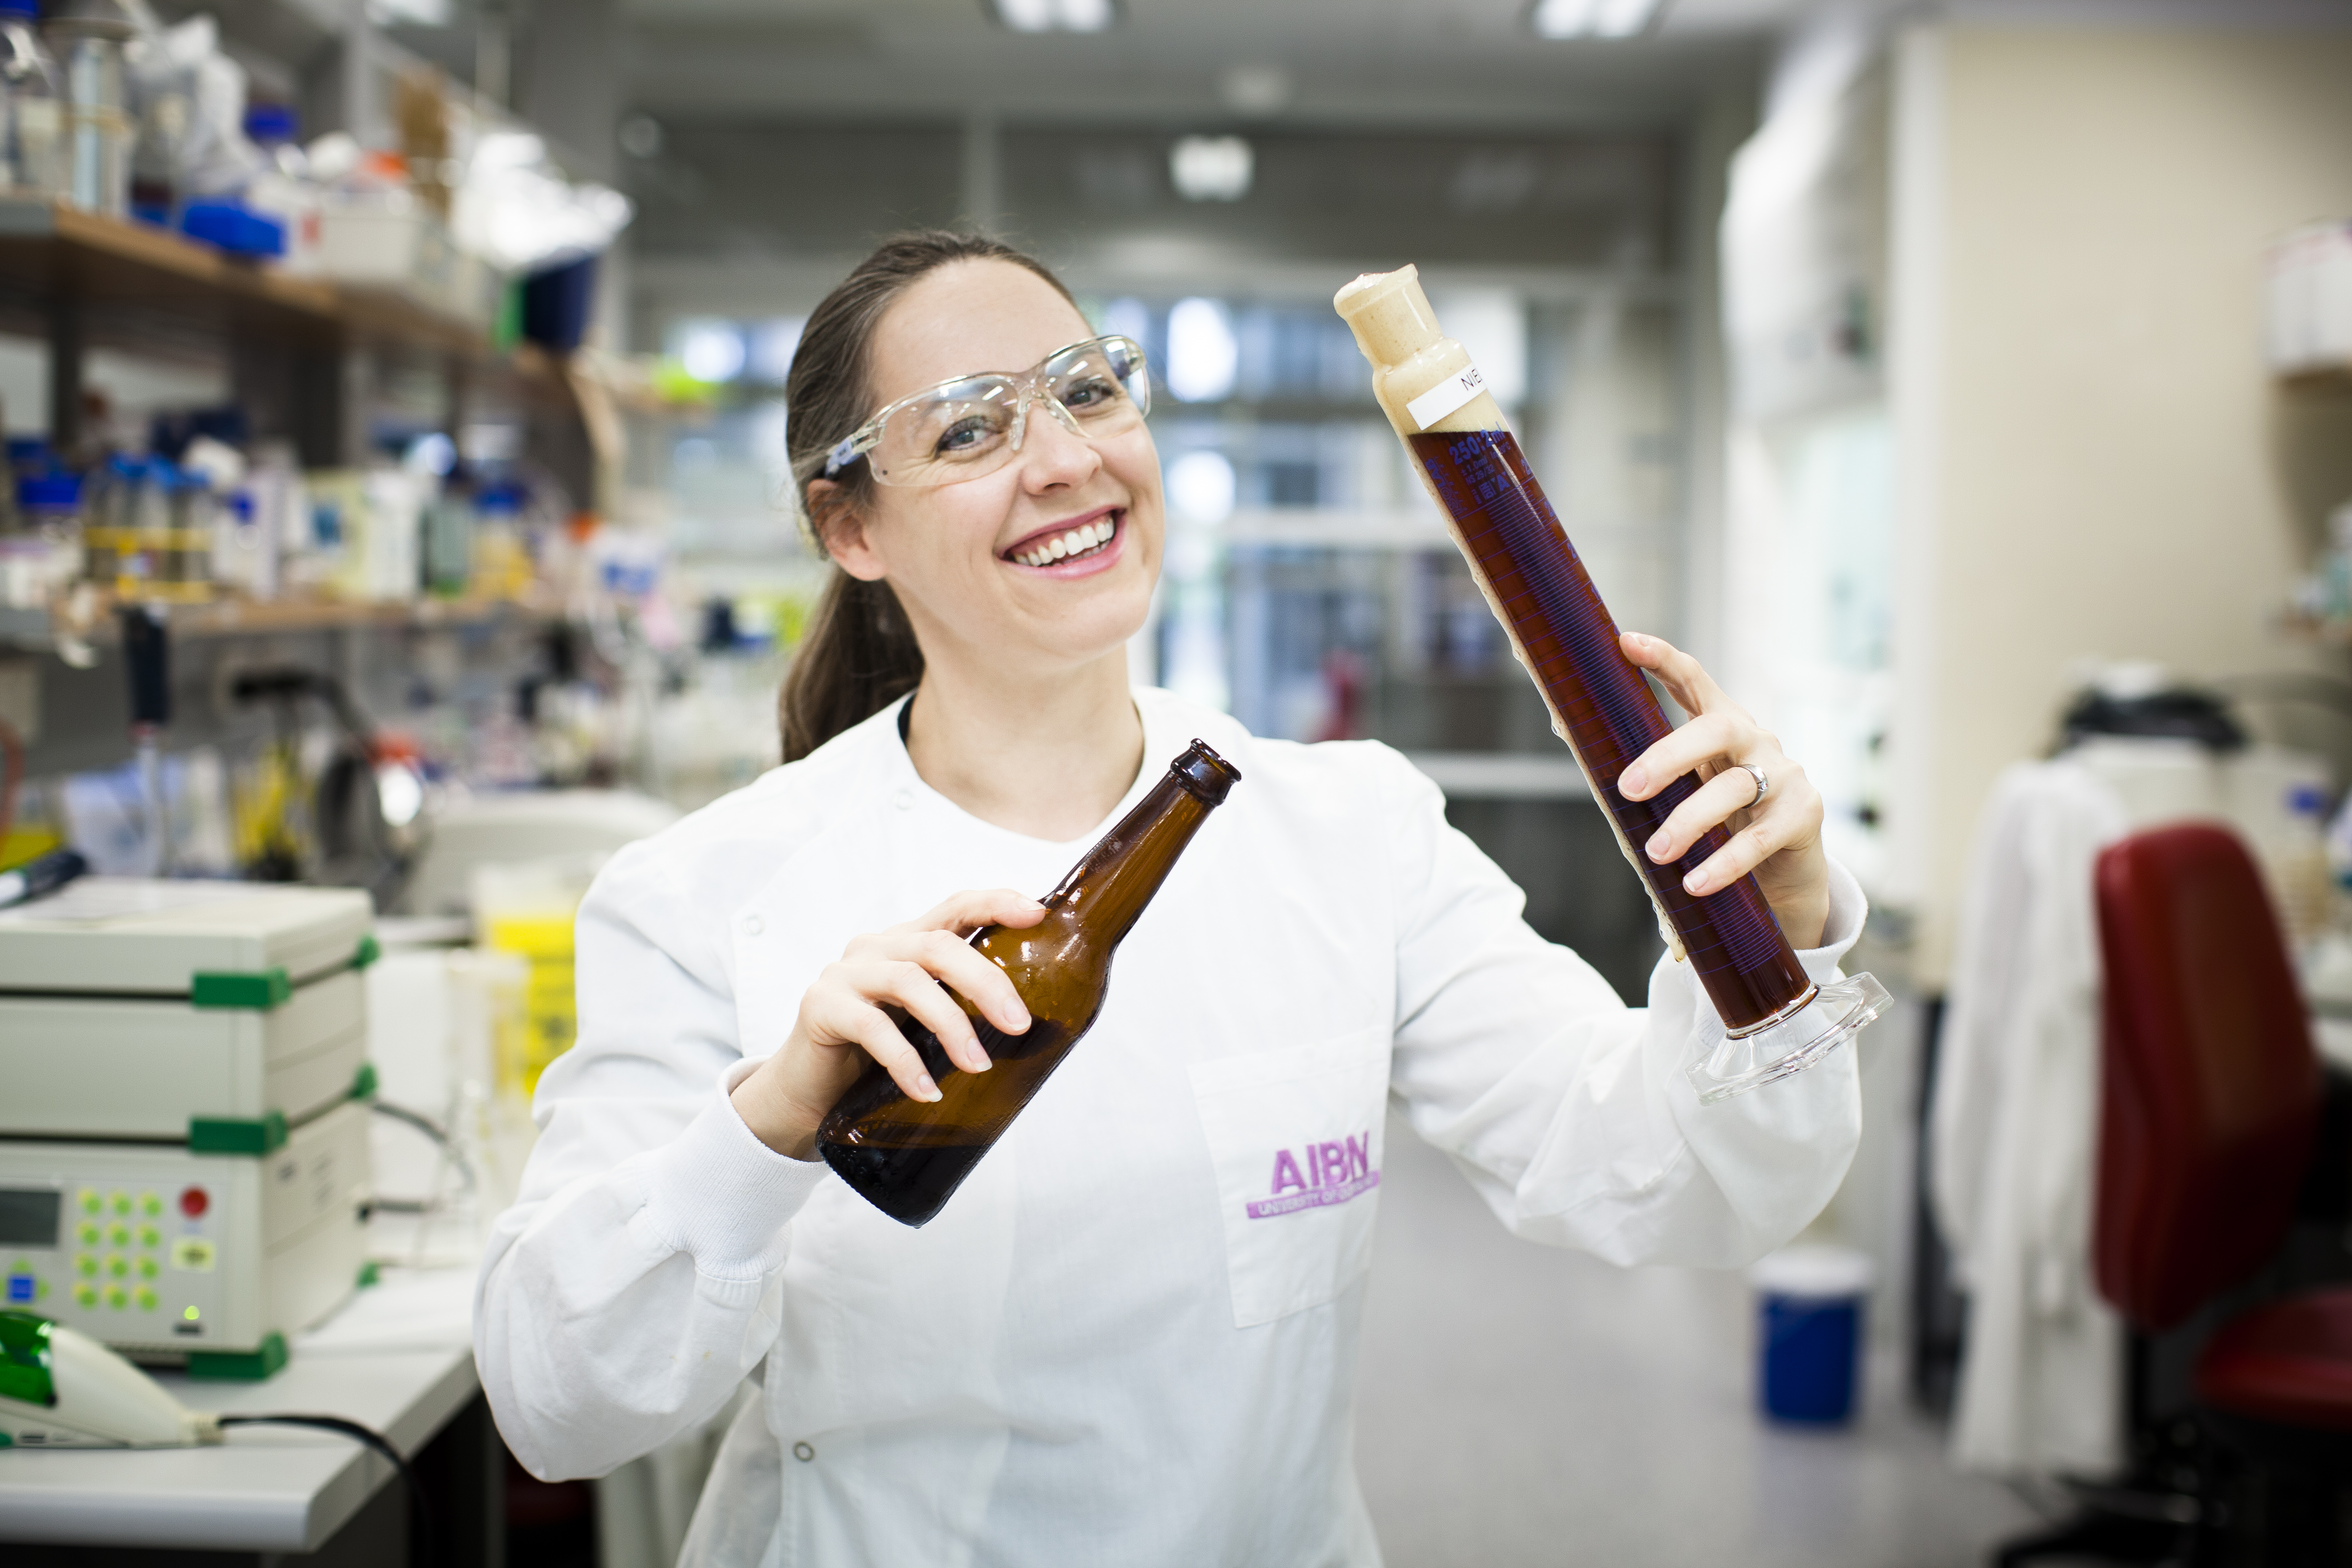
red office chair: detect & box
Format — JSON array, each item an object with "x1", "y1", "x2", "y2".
[
  {"x1": 1997, "y1": 823, "x2": 2352, "y2": 1567},
  {"x1": 2096, "y1": 825, "x2": 2352, "y2": 1561}
]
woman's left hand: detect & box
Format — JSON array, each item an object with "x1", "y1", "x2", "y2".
[{"x1": 1613, "y1": 632, "x2": 1830, "y2": 949}]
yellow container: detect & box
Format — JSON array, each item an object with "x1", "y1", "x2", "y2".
[{"x1": 480, "y1": 910, "x2": 579, "y2": 1096}]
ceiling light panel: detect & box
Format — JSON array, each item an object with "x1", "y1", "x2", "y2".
[
  {"x1": 1529, "y1": 0, "x2": 1660, "y2": 37},
  {"x1": 990, "y1": 0, "x2": 1116, "y2": 34}
]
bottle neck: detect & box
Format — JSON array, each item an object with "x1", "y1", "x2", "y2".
[{"x1": 1042, "y1": 774, "x2": 1215, "y2": 945}]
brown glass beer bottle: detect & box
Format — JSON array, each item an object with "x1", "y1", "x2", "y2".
[{"x1": 818, "y1": 739, "x2": 1242, "y2": 1226}]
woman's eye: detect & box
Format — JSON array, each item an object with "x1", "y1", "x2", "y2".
[
  {"x1": 1060, "y1": 377, "x2": 1116, "y2": 410},
  {"x1": 934, "y1": 415, "x2": 1000, "y2": 456}
]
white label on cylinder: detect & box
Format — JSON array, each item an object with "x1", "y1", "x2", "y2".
[{"x1": 1406, "y1": 363, "x2": 1485, "y2": 430}]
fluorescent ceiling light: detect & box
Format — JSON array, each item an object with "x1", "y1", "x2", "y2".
[
  {"x1": 676, "y1": 320, "x2": 746, "y2": 384},
  {"x1": 990, "y1": 0, "x2": 1115, "y2": 33},
  {"x1": 1165, "y1": 299, "x2": 1238, "y2": 403},
  {"x1": 1530, "y1": 0, "x2": 1659, "y2": 39},
  {"x1": 1170, "y1": 135, "x2": 1253, "y2": 202}
]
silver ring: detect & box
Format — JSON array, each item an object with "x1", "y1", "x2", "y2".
[{"x1": 1734, "y1": 761, "x2": 1769, "y2": 807}]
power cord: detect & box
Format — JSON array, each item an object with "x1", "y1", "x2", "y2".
[{"x1": 215, "y1": 1413, "x2": 433, "y2": 1566}]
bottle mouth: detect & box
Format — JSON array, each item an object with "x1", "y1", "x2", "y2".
[{"x1": 1170, "y1": 740, "x2": 1241, "y2": 805}]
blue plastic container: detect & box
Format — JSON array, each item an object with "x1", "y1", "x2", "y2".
[
  {"x1": 1751, "y1": 1244, "x2": 1873, "y2": 1426},
  {"x1": 521, "y1": 255, "x2": 598, "y2": 352},
  {"x1": 181, "y1": 201, "x2": 286, "y2": 258}
]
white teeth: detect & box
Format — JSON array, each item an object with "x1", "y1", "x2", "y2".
[{"x1": 1011, "y1": 517, "x2": 1115, "y2": 567}]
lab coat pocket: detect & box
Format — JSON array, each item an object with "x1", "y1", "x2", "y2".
[{"x1": 1190, "y1": 1027, "x2": 1392, "y2": 1329}]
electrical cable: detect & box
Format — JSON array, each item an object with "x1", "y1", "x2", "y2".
[
  {"x1": 367, "y1": 1100, "x2": 477, "y2": 1193},
  {"x1": 215, "y1": 1412, "x2": 432, "y2": 1567}
]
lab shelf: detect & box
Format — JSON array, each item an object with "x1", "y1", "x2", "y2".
[
  {"x1": 2, "y1": 591, "x2": 560, "y2": 652},
  {"x1": 0, "y1": 199, "x2": 487, "y2": 359}
]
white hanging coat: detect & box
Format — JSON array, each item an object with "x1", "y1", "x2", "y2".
[
  {"x1": 473, "y1": 687, "x2": 1868, "y2": 1568},
  {"x1": 1933, "y1": 758, "x2": 2129, "y2": 1476}
]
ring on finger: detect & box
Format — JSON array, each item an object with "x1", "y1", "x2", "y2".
[{"x1": 1733, "y1": 761, "x2": 1769, "y2": 808}]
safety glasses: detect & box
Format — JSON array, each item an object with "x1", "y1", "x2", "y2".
[{"x1": 819, "y1": 335, "x2": 1151, "y2": 488}]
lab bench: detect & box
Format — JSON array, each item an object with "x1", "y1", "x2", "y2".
[{"x1": 0, "y1": 1262, "x2": 496, "y2": 1565}]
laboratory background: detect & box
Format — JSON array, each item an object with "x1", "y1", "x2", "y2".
[{"x1": 0, "y1": 0, "x2": 2350, "y2": 1563}]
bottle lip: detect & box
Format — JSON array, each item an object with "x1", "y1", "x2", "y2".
[{"x1": 1169, "y1": 739, "x2": 1241, "y2": 805}]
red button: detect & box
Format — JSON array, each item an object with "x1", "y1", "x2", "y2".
[{"x1": 179, "y1": 1186, "x2": 209, "y2": 1218}]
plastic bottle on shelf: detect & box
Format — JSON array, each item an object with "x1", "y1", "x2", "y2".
[
  {"x1": 46, "y1": 0, "x2": 133, "y2": 217},
  {"x1": 125, "y1": 65, "x2": 185, "y2": 226},
  {"x1": 3, "y1": 467, "x2": 79, "y2": 608},
  {"x1": 159, "y1": 461, "x2": 214, "y2": 600},
  {"x1": 0, "y1": 0, "x2": 65, "y2": 200},
  {"x1": 470, "y1": 483, "x2": 532, "y2": 600},
  {"x1": 80, "y1": 451, "x2": 139, "y2": 587},
  {"x1": 423, "y1": 485, "x2": 475, "y2": 599},
  {"x1": 239, "y1": 102, "x2": 317, "y2": 273}
]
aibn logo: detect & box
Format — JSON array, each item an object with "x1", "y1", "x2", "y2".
[{"x1": 1248, "y1": 1131, "x2": 1379, "y2": 1220}]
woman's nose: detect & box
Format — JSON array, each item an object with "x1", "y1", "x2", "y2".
[{"x1": 1015, "y1": 401, "x2": 1101, "y2": 489}]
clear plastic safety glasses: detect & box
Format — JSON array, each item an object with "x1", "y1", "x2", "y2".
[{"x1": 820, "y1": 335, "x2": 1151, "y2": 487}]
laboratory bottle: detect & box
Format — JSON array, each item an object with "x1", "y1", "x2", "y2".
[
  {"x1": 46, "y1": 0, "x2": 132, "y2": 218},
  {"x1": 818, "y1": 739, "x2": 1242, "y2": 1226},
  {"x1": 0, "y1": 0, "x2": 65, "y2": 199},
  {"x1": 1335, "y1": 266, "x2": 1889, "y2": 1103}
]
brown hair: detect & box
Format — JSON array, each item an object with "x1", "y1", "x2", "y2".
[{"x1": 777, "y1": 231, "x2": 1081, "y2": 763}]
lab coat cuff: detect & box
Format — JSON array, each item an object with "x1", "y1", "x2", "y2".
[
  {"x1": 645, "y1": 1064, "x2": 830, "y2": 1283},
  {"x1": 1793, "y1": 857, "x2": 1867, "y2": 983}
]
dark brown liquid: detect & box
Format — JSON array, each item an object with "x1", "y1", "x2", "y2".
[
  {"x1": 1408, "y1": 429, "x2": 1811, "y2": 1033},
  {"x1": 817, "y1": 1010, "x2": 1082, "y2": 1225},
  {"x1": 816, "y1": 741, "x2": 1239, "y2": 1226}
]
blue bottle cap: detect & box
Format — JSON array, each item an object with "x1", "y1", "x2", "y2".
[
  {"x1": 18, "y1": 474, "x2": 80, "y2": 510},
  {"x1": 243, "y1": 103, "x2": 297, "y2": 144}
]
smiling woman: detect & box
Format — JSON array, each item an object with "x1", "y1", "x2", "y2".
[{"x1": 473, "y1": 227, "x2": 1870, "y2": 1568}]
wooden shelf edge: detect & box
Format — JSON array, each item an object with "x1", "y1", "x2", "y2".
[
  {"x1": 0, "y1": 199, "x2": 492, "y2": 359},
  {"x1": 7, "y1": 593, "x2": 562, "y2": 649}
]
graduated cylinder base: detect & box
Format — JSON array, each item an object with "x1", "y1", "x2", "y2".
[{"x1": 1687, "y1": 974, "x2": 1894, "y2": 1105}]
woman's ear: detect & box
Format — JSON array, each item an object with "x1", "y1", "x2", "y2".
[{"x1": 805, "y1": 479, "x2": 886, "y2": 582}]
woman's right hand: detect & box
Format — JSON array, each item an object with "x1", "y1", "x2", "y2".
[{"x1": 730, "y1": 889, "x2": 1046, "y2": 1160}]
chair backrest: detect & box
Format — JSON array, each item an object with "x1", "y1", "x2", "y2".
[{"x1": 2093, "y1": 823, "x2": 2323, "y2": 1332}]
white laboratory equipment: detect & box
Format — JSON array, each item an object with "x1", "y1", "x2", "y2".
[{"x1": 0, "y1": 879, "x2": 376, "y2": 1376}]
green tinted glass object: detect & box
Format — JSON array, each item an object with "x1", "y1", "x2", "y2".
[{"x1": 0, "y1": 1310, "x2": 55, "y2": 1408}]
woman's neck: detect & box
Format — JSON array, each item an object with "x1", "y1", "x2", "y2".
[{"x1": 903, "y1": 648, "x2": 1145, "y2": 842}]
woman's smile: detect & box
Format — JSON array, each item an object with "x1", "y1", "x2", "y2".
[{"x1": 999, "y1": 505, "x2": 1126, "y2": 576}]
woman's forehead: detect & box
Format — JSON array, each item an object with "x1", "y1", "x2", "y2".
[{"x1": 868, "y1": 260, "x2": 1091, "y2": 404}]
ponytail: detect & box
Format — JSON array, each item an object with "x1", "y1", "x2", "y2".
[{"x1": 777, "y1": 230, "x2": 1079, "y2": 762}]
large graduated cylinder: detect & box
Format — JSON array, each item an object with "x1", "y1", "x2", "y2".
[{"x1": 1336, "y1": 266, "x2": 1888, "y2": 1102}]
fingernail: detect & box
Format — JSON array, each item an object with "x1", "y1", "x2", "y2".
[
  {"x1": 1683, "y1": 870, "x2": 1707, "y2": 894},
  {"x1": 967, "y1": 1036, "x2": 993, "y2": 1070},
  {"x1": 1646, "y1": 833, "x2": 1669, "y2": 861},
  {"x1": 1621, "y1": 766, "x2": 1648, "y2": 795},
  {"x1": 914, "y1": 1073, "x2": 941, "y2": 1101}
]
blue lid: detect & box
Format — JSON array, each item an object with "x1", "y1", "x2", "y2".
[
  {"x1": 107, "y1": 453, "x2": 146, "y2": 478},
  {"x1": 18, "y1": 474, "x2": 79, "y2": 508},
  {"x1": 0, "y1": 1, "x2": 39, "y2": 20},
  {"x1": 242, "y1": 103, "x2": 297, "y2": 144}
]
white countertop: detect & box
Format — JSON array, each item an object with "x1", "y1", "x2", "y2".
[{"x1": 0, "y1": 1262, "x2": 480, "y2": 1552}]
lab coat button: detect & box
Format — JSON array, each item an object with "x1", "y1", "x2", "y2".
[
  {"x1": 743, "y1": 915, "x2": 765, "y2": 937},
  {"x1": 892, "y1": 789, "x2": 914, "y2": 811},
  {"x1": 792, "y1": 1442, "x2": 815, "y2": 1462}
]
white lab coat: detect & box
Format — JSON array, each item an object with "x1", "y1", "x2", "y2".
[
  {"x1": 474, "y1": 687, "x2": 1867, "y2": 1568},
  {"x1": 1932, "y1": 759, "x2": 2128, "y2": 1477}
]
